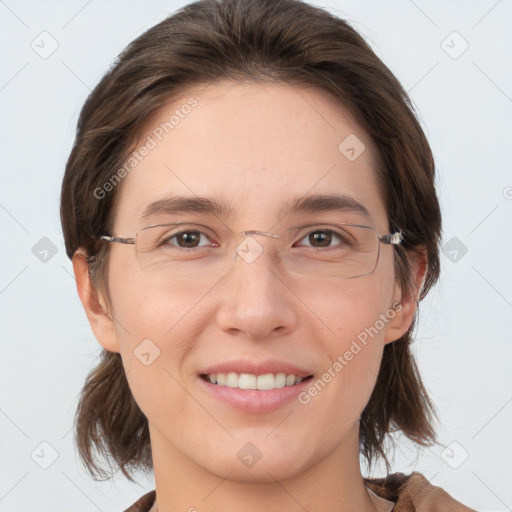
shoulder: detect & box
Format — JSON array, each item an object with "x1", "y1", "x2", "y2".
[
  {"x1": 363, "y1": 472, "x2": 476, "y2": 511},
  {"x1": 123, "y1": 490, "x2": 156, "y2": 512}
]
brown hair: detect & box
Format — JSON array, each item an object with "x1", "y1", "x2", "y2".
[{"x1": 61, "y1": 0, "x2": 442, "y2": 482}]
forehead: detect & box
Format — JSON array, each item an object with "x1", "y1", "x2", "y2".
[{"x1": 114, "y1": 80, "x2": 387, "y2": 232}]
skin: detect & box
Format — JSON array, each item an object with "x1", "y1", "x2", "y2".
[{"x1": 73, "y1": 80, "x2": 426, "y2": 512}]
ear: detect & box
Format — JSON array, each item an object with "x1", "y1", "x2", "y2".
[
  {"x1": 72, "y1": 251, "x2": 120, "y2": 353},
  {"x1": 384, "y1": 247, "x2": 427, "y2": 344}
]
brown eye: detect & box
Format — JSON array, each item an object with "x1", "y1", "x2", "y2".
[
  {"x1": 161, "y1": 230, "x2": 210, "y2": 249},
  {"x1": 308, "y1": 231, "x2": 333, "y2": 247},
  {"x1": 298, "y1": 229, "x2": 345, "y2": 248},
  {"x1": 175, "y1": 231, "x2": 202, "y2": 248}
]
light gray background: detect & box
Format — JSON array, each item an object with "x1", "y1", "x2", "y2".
[{"x1": 1, "y1": 0, "x2": 511, "y2": 510}]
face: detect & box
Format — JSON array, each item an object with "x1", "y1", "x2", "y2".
[{"x1": 82, "y1": 81, "x2": 416, "y2": 484}]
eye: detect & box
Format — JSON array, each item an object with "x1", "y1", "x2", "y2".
[
  {"x1": 162, "y1": 229, "x2": 213, "y2": 249},
  {"x1": 296, "y1": 229, "x2": 349, "y2": 249}
]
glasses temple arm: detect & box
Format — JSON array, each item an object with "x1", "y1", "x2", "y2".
[
  {"x1": 99, "y1": 235, "x2": 136, "y2": 245},
  {"x1": 379, "y1": 230, "x2": 403, "y2": 245}
]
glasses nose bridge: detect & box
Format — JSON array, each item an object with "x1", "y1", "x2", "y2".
[
  {"x1": 234, "y1": 229, "x2": 284, "y2": 265},
  {"x1": 239, "y1": 229, "x2": 281, "y2": 240},
  {"x1": 238, "y1": 229, "x2": 282, "y2": 252}
]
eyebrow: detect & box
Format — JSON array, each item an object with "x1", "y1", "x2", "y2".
[
  {"x1": 141, "y1": 195, "x2": 233, "y2": 221},
  {"x1": 285, "y1": 193, "x2": 372, "y2": 221},
  {"x1": 140, "y1": 193, "x2": 372, "y2": 222}
]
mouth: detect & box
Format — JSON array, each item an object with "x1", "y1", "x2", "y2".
[
  {"x1": 197, "y1": 371, "x2": 315, "y2": 413},
  {"x1": 199, "y1": 372, "x2": 314, "y2": 390}
]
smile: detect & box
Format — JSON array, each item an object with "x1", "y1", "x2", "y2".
[{"x1": 201, "y1": 372, "x2": 313, "y2": 390}]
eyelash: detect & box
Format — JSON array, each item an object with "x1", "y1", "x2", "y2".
[
  {"x1": 160, "y1": 228, "x2": 349, "y2": 250},
  {"x1": 162, "y1": 230, "x2": 216, "y2": 249}
]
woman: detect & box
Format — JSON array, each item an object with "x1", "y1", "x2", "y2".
[{"x1": 61, "y1": 0, "x2": 475, "y2": 510}]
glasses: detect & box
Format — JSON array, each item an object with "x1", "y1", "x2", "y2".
[{"x1": 98, "y1": 221, "x2": 403, "y2": 283}]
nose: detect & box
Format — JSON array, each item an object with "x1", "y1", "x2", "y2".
[{"x1": 214, "y1": 234, "x2": 299, "y2": 340}]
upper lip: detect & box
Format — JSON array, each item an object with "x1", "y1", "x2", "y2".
[{"x1": 199, "y1": 359, "x2": 314, "y2": 378}]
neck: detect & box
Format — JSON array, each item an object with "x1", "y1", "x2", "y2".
[{"x1": 149, "y1": 422, "x2": 379, "y2": 512}]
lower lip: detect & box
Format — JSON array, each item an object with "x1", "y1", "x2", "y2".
[{"x1": 197, "y1": 375, "x2": 314, "y2": 413}]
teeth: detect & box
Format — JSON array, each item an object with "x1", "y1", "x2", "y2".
[{"x1": 206, "y1": 372, "x2": 305, "y2": 390}]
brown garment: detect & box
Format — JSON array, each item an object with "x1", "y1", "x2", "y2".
[
  {"x1": 123, "y1": 471, "x2": 476, "y2": 511},
  {"x1": 363, "y1": 472, "x2": 476, "y2": 511},
  {"x1": 124, "y1": 490, "x2": 155, "y2": 512}
]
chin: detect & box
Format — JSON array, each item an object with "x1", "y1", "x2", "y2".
[
  {"x1": 211, "y1": 458, "x2": 305, "y2": 484},
  {"x1": 197, "y1": 441, "x2": 312, "y2": 484}
]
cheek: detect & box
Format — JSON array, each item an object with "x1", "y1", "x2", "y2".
[
  {"x1": 106, "y1": 260, "x2": 210, "y2": 409},
  {"x1": 107, "y1": 271, "x2": 199, "y2": 420},
  {"x1": 295, "y1": 275, "x2": 394, "y2": 403},
  {"x1": 298, "y1": 268, "x2": 395, "y2": 342},
  {"x1": 107, "y1": 253, "x2": 206, "y2": 341}
]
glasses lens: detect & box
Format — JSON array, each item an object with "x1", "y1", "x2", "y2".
[
  {"x1": 134, "y1": 223, "x2": 380, "y2": 281},
  {"x1": 135, "y1": 223, "x2": 237, "y2": 281},
  {"x1": 282, "y1": 224, "x2": 379, "y2": 279}
]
